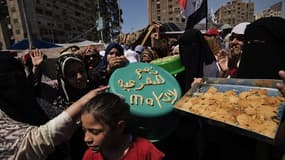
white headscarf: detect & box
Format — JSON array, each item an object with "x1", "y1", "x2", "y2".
[{"x1": 231, "y1": 22, "x2": 250, "y2": 35}]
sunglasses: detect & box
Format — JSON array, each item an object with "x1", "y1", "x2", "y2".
[{"x1": 229, "y1": 33, "x2": 244, "y2": 41}]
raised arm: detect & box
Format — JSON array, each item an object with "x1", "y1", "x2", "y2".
[{"x1": 15, "y1": 86, "x2": 109, "y2": 160}]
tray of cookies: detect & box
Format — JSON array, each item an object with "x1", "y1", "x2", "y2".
[{"x1": 174, "y1": 77, "x2": 285, "y2": 144}]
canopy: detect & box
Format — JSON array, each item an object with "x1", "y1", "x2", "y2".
[
  {"x1": 8, "y1": 39, "x2": 61, "y2": 50},
  {"x1": 56, "y1": 40, "x2": 104, "y2": 48}
]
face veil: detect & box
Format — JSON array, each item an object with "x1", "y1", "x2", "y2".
[{"x1": 236, "y1": 17, "x2": 285, "y2": 79}]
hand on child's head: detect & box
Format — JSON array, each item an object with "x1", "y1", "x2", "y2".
[
  {"x1": 96, "y1": 85, "x2": 109, "y2": 93},
  {"x1": 85, "y1": 86, "x2": 109, "y2": 99}
]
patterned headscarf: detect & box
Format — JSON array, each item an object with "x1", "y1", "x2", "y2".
[{"x1": 56, "y1": 54, "x2": 87, "y2": 102}]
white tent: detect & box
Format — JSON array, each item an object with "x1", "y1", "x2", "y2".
[{"x1": 57, "y1": 40, "x2": 105, "y2": 48}]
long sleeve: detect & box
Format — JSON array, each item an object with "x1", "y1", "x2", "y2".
[{"x1": 15, "y1": 111, "x2": 77, "y2": 160}]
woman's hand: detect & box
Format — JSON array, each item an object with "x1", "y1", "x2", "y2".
[
  {"x1": 30, "y1": 49, "x2": 44, "y2": 74},
  {"x1": 276, "y1": 70, "x2": 285, "y2": 97},
  {"x1": 66, "y1": 86, "x2": 110, "y2": 119},
  {"x1": 107, "y1": 56, "x2": 128, "y2": 72},
  {"x1": 217, "y1": 50, "x2": 229, "y2": 72},
  {"x1": 30, "y1": 49, "x2": 44, "y2": 67},
  {"x1": 191, "y1": 78, "x2": 203, "y2": 87},
  {"x1": 80, "y1": 86, "x2": 110, "y2": 104}
]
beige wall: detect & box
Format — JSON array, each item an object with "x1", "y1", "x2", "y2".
[{"x1": 148, "y1": 0, "x2": 185, "y2": 29}]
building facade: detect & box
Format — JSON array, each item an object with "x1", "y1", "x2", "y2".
[
  {"x1": 214, "y1": 0, "x2": 254, "y2": 26},
  {"x1": 0, "y1": 0, "x2": 121, "y2": 49},
  {"x1": 148, "y1": 0, "x2": 185, "y2": 30},
  {"x1": 255, "y1": 1, "x2": 283, "y2": 20}
]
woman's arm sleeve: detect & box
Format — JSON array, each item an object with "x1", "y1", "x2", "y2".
[{"x1": 16, "y1": 111, "x2": 77, "y2": 159}]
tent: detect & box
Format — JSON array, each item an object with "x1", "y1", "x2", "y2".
[
  {"x1": 8, "y1": 39, "x2": 61, "y2": 50},
  {"x1": 56, "y1": 40, "x2": 104, "y2": 48}
]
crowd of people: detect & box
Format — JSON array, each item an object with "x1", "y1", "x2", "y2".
[
  {"x1": 1, "y1": 16, "x2": 285, "y2": 160},
  {"x1": 177, "y1": 16, "x2": 285, "y2": 160}
]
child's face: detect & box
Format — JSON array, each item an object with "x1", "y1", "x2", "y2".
[{"x1": 81, "y1": 112, "x2": 112, "y2": 152}]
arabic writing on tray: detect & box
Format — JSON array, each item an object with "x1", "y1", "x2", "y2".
[{"x1": 117, "y1": 66, "x2": 178, "y2": 108}]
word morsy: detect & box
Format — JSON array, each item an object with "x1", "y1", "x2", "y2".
[{"x1": 118, "y1": 67, "x2": 178, "y2": 108}]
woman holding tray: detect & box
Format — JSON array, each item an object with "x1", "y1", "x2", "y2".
[{"x1": 199, "y1": 17, "x2": 285, "y2": 160}]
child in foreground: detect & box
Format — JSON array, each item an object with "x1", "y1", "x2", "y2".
[{"x1": 81, "y1": 92, "x2": 165, "y2": 160}]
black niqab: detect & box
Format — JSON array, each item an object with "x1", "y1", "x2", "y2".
[{"x1": 237, "y1": 17, "x2": 285, "y2": 79}]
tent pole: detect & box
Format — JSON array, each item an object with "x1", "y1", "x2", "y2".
[
  {"x1": 204, "y1": 0, "x2": 208, "y2": 31},
  {"x1": 20, "y1": 0, "x2": 32, "y2": 50}
]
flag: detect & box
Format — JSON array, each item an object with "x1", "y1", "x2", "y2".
[
  {"x1": 208, "y1": 8, "x2": 218, "y2": 24},
  {"x1": 178, "y1": 0, "x2": 208, "y2": 30}
]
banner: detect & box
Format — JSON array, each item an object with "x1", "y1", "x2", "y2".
[{"x1": 178, "y1": 0, "x2": 208, "y2": 30}]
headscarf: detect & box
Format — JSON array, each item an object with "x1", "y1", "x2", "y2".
[
  {"x1": 140, "y1": 47, "x2": 159, "y2": 63},
  {"x1": 179, "y1": 29, "x2": 216, "y2": 92},
  {"x1": 225, "y1": 22, "x2": 250, "y2": 77},
  {"x1": 103, "y1": 43, "x2": 124, "y2": 63},
  {"x1": 0, "y1": 52, "x2": 48, "y2": 125},
  {"x1": 90, "y1": 43, "x2": 125, "y2": 85},
  {"x1": 98, "y1": 43, "x2": 124, "y2": 69},
  {"x1": 134, "y1": 45, "x2": 145, "y2": 54},
  {"x1": 231, "y1": 22, "x2": 250, "y2": 35},
  {"x1": 236, "y1": 17, "x2": 285, "y2": 79},
  {"x1": 56, "y1": 54, "x2": 91, "y2": 102}
]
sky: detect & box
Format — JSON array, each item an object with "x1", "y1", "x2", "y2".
[{"x1": 120, "y1": 0, "x2": 284, "y2": 33}]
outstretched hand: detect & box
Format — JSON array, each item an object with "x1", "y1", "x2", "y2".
[
  {"x1": 217, "y1": 49, "x2": 229, "y2": 73},
  {"x1": 30, "y1": 49, "x2": 44, "y2": 67}
]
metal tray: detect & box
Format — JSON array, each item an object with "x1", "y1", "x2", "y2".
[{"x1": 174, "y1": 77, "x2": 285, "y2": 144}]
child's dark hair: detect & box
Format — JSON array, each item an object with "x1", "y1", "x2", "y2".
[{"x1": 82, "y1": 92, "x2": 130, "y2": 131}]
